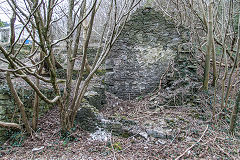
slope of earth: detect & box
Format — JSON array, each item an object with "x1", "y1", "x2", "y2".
[{"x1": 0, "y1": 90, "x2": 239, "y2": 160}]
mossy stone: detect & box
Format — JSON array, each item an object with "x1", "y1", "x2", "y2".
[{"x1": 75, "y1": 104, "x2": 99, "y2": 132}]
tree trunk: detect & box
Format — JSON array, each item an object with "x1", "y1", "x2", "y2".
[
  {"x1": 229, "y1": 90, "x2": 240, "y2": 133},
  {"x1": 203, "y1": 0, "x2": 214, "y2": 90},
  {"x1": 32, "y1": 77, "x2": 40, "y2": 131},
  {"x1": 220, "y1": 0, "x2": 228, "y2": 110},
  {"x1": 6, "y1": 72, "x2": 32, "y2": 134},
  {"x1": 211, "y1": 39, "x2": 217, "y2": 86},
  {"x1": 224, "y1": 12, "x2": 240, "y2": 106}
]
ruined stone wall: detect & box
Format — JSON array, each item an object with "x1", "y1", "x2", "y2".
[
  {"x1": 0, "y1": 76, "x2": 106, "y2": 143},
  {"x1": 0, "y1": 82, "x2": 56, "y2": 144},
  {"x1": 105, "y1": 7, "x2": 189, "y2": 100}
]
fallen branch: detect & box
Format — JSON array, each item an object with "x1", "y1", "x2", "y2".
[
  {"x1": 0, "y1": 121, "x2": 22, "y2": 130},
  {"x1": 175, "y1": 125, "x2": 209, "y2": 160}
]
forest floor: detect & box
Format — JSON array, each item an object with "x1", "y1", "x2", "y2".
[{"x1": 0, "y1": 89, "x2": 240, "y2": 159}]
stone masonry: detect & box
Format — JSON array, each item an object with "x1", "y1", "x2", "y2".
[{"x1": 105, "y1": 7, "x2": 189, "y2": 100}]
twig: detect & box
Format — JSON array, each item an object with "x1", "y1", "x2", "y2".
[
  {"x1": 158, "y1": 60, "x2": 173, "y2": 91},
  {"x1": 175, "y1": 125, "x2": 209, "y2": 160},
  {"x1": 216, "y1": 144, "x2": 237, "y2": 159},
  {"x1": 159, "y1": 129, "x2": 181, "y2": 152},
  {"x1": 110, "y1": 131, "x2": 117, "y2": 160}
]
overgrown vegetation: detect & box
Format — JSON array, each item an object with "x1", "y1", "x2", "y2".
[
  {"x1": 0, "y1": 0, "x2": 142, "y2": 133},
  {"x1": 154, "y1": 0, "x2": 240, "y2": 133},
  {"x1": 0, "y1": 0, "x2": 239, "y2": 159}
]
